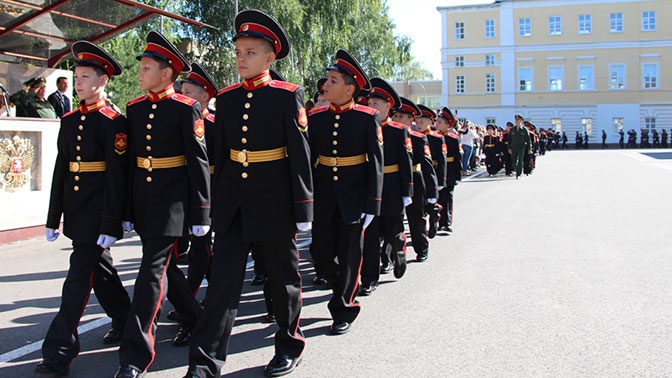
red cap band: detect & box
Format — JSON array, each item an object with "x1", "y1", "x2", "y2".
[
  {"x1": 76, "y1": 52, "x2": 114, "y2": 77},
  {"x1": 239, "y1": 22, "x2": 281, "y2": 55},
  {"x1": 335, "y1": 58, "x2": 366, "y2": 89},
  {"x1": 144, "y1": 42, "x2": 185, "y2": 73}
]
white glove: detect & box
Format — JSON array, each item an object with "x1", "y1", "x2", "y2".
[
  {"x1": 122, "y1": 222, "x2": 134, "y2": 232},
  {"x1": 360, "y1": 213, "x2": 374, "y2": 230},
  {"x1": 96, "y1": 234, "x2": 118, "y2": 249},
  {"x1": 191, "y1": 225, "x2": 210, "y2": 237},
  {"x1": 402, "y1": 196, "x2": 412, "y2": 207},
  {"x1": 45, "y1": 227, "x2": 60, "y2": 242},
  {"x1": 427, "y1": 198, "x2": 437, "y2": 204},
  {"x1": 437, "y1": 186, "x2": 444, "y2": 191},
  {"x1": 296, "y1": 222, "x2": 311, "y2": 231}
]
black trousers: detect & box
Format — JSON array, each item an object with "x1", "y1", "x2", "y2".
[
  {"x1": 119, "y1": 236, "x2": 200, "y2": 372},
  {"x1": 42, "y1": 243, "x2": 130, "y2": 367},
  {"x1": 187, "y1": 214, "x2": 304, "y2": 378},
  {"x1": 187, "y1": 230, "x2": 213, "y2": 295},
  {"x1": 484, "y1": 150, "x2": 498, "y2": 174},
  {"x1": 406, "y1": 200, "x2": 428, "y2": 257},
  {"x1": 311, "y1": 216, "x2": 363, "y2": 324},
  {"x1": 362, "y1": 215, "x2": 405, "y2": 286},
  {"x1": 438, "y1": 185, "x2": 455, "y2": 229}
]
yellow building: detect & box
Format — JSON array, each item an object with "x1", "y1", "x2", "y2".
[{"x1": 438, "y1": 0, "x2": 672, "y2": 142}]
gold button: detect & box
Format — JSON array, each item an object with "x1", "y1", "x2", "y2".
[
  {"x1": 332, "y1": 149, "x2": 337, "y2": 154},
  {"x1": 244, "y1": 103, "x2": 251, "y2": 109},
  {"x1": 76, "y1": 146, "x2": 81, "y2": 151},
  {"x1": 147, "y1": 167, "x2": 153, "y2": 172},
  {"x1": 80, "y1": 115, "x2": 86, "y2": 121},
  {"x1": 77, "y1": 135, "x2": 82, "y2": 141},
  {"x1": 146, "y1": 176, "x2": 152, "y2": 182},
  {"x1": 237, "y1": 150, "x2": 247, "y2": 162},
  {"x1": 241, "y1": 138, "x2": 247, "y2": 144},
  {"x1": 146, "y1": 135, "x2": 151, "y2": 141},
  {"x1": 242, "y1": 126, "x2": 248, "y2": 132},
  {"x1": 78, "y1": 125, "x2": 84, "y2": 130},
  {"x1": 152, "y1": 104, "x2": 157, "y2": 109},
  {"x1": 243, "y1": 114, "x2": 249, "y2": 120},
  {"x1": 76, "y1": 156, "x2": 81, "y2": 161},
  {"x1": 241, "y1": 172, "x2": 248, "y2": 179},
  {"x1": 146, "y1": 146, "x2": 152, "y2": 151},
  {"x1": 74, "y1": 176, "x2": 80, "y2": 181},
  {"x1": 334, "y1": 123, "x2": 339, "y2": 128},
  {"x1": 332, "y1": 140, "x2": 338, "y2": 145},
  {"x1": 149, "y1": 113, "x2": 155, "y2": 119},
  {"x1": 329, "y1": 157, "x2": 338, "y2": 166},
  {"x1": 332, "y1": 131, "x2": 338, "y2": 136},
  {"x1": 333, "y1": 167, "x2": 338, "y2": 172},
  {"x1": 333, "y1": 176, "x2": 339, "y2": 181},
  {"x1": 146, "y1": 124, "x2": 152, "y2": 130},
  {"x1": 74, "y1": 185, "x2": 79, "y2": 191},
  {"x1": 71, "y1": 162, "x2": 80, "y2": 172},
  {"x1": 247, "y1": 92, "x2": 253, "y2": 98},
  {"x1": 335, "y1": 115, "x2": 341, "y2": 120},
  {"x1": 242, "y1": 162, "x2": 249, "y2": 167}
]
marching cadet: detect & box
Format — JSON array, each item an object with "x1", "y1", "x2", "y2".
[
  {"x1": 483, "y1": 124, "x2": 499, "y2": 176},
  {"x1": 502, "y1": 121, "x2": 514, "y2": 176},
  {"x1": 308, "y1": 49, "x2": 383, "y2": 334},
  {"x1": 185, "y1": 10, "x2": 313, "y2": 378},
  {"x1": 115, "y1": 31, "x2": 210, "y2": 378},
  {"x1": 360, "y1": 77, "x2": 413, "y2": 295},
  {"x1": 509, "y1": 114, "x2": 531, "y2": 179},
  {"x1": 392, "y1": 97, "x2": 438, "y2": 262},
  {"x1": 416, "y1": 104, "x2": 446, "y2": 240},
  {"x1": 435, "y1": 107, "x2": 462, "y2": 233},
  {"x1": 36, "y1": 41, "x2": 131, "y2": 377}
]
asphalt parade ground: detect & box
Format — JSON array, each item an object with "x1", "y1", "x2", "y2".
[{"x1": 1, "y1": 148, "x2": 671, "y2": 377}]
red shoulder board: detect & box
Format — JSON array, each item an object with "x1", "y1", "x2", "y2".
[
  {"x1": 61, "y1": 109, "x2": 78, "y2": 119},
  {"x1": 269, "y1": 80, "x2": 300, "y2": 92},
  {"x1": 205, "y1": 113, "x2": 216, "y2": 123},
  {"x1": 409, "y1": 130, "x2": 424, "y2": 138},
  {"x1": 127, "y1": 95, "x2": 147, "y2": 106},
  {"x1": 218, "y1": 83, "x2": 242, "y2": 95},
  {"x1": 99, "y1": 106, "x2": 120, "y2": 120},
  {"x1": 308, "y1": 105, "x2": 329, "y2": 116},
  {"x1": 446, "y1": 132, "x2": 459, "y2": 140},
  {"x1": 172, "y1": 93, "x2": 197, "y2": 106},
  {"x1": 388, "y1": 120, "x2": 405, "y2": 130},
  {"x1": 353, "y1": 104, "x2": 377, "y2": 116},
  {"x1": 431, "y1": 131, "x2": 444, "y2": 138}
]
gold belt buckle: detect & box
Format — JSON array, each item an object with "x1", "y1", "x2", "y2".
[
  {"x1": 329, "y1": 157, "x2": 338, "y2": 167},
  {"x1": 238, "y1": 150, "x2": 248, "y2": 163},
  {"x1": 71, "y1": 162, "x2": 80, "y2": 172},
  {"x1": 143, "y1": 158, "x2": 151, "y2": 169}
]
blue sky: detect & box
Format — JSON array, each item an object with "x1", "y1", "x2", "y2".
[{"x1": 386, "y1": 0, "x2": 495, "y2": 79}]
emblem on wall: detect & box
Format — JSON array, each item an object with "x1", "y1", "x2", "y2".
[{"x1": 1, "y1": 135, "x2": 35, "y2": 192}]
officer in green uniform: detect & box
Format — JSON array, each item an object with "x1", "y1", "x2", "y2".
[
  {"x1": 508, "y1": 114, "x2": 531, "y2": 179},
  {"x1": 9, "y1": 77, "x2": 57, "y2": 118}
]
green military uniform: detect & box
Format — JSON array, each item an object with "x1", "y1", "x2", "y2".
[
  {"x1": 508, "y1": 124, "x2": 530, "y2": 178},
  {"x1": 9, "y1": 89, "x2": 57, "y2": 119}
]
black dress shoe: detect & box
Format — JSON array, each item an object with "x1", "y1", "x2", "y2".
[
  {"x1": 103, "y1": 327, "x2": 123, "y2": 344},
  {"x1": 114, "y1": 366, "x2": 145, "y2": 378},
  {"x1": 380, "y1": 262, "x2": 393, "y2": 274},
  {"x1": 358, "y1": 283, "x2": 376, "y2": 296},
  {"x1": 172, "y1": 327, "x2": 191, "y2": 347},
  {"x1": 35, "y1": 358, "x2": 69, "y2": 376},
  {"x1": 262, "y1": 313, "x2": 276, "y2": 323},
  {"x1": 393, "y1": 250, "x2": 407, "y2": 279},
  {"x1": 264, "y1": 354, "x2": 302, "y2": 377},
  {"x1": 416, "y1": 252, "x2": 428, "y2": 262},
  {"x1": 251, "y1": 274, "x2": 267, "y2": 286},
  {"x1": 167, "y1": 310, "x2": 182, "y2": 322},
  {"x1": 329, "y1": 321, "x2": 350, "y2": 335}
]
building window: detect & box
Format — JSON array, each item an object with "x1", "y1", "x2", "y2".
[
  {"x1": 549, "y1": 16, "x2": 562, "y2": 35},
  {"x1": 485, "y1": 55, "x2": 495, "y2": 66},
  {"x1": 613, "y1": 117, "x2": 624, "y2": 134},
  {"x1": 519, "y1": 18, "x2": 531, "y2": 37},
  {"x1": 455, "y1": 56, "x2": 464, "y2": 67},
  {"x1": 610, "y1": 13, "x2": 623, "y2": 32},
  {"x1": 455, "y1": 75, "x2": 465, "y2": 94},
  {"x1": 582, "y1": 118, "x2": 592, "y2": 134},
  {"x1": 609, "y1": 64, "x2": 625, "y2": 90},
  {"x1": 578, "y1": 65, "x2": 594, "y2": 90},
  {"x1": 645, "y1": 117, "x2": 656, "y2": 130},
  {"x1": 455, "y1": 21, "x2": 465, "y2": 40},
  {"x1": 578, "y1": 14, "x2": 592, "y2": 34},
  {"x1": 642, "y1": 11, "x2": 656, "y2": 31},
  {"x1": 486, "y1": 74, "x2": 496, "y2": 93},
  {"x1": 548, "y1": 66, "x2": 563, "y2": 91},
  {"x1": 519, "y1": 67, "x2": 533, "y2": 91},
  {"x1": 486, "y1": 117, "x2": 496, "y2": 125},
  {"x1": 485, "y1": 19, "x2": 495, "y2": 38},
  {"x1": 551, "y1": 118, "x2": 562, "y2": 133},
  {"x1": 642, "y1": 63, "x2": 658, "y2": 89}
]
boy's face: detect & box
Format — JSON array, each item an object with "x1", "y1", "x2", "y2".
[
  {"x1": 415, "y1": 117, "x2": 432, "y2": 133},
  {"x1": 367, "y1": 97, "x2": 390, "y2": 119},
  {"x1": 180, "y1": 82, "x2": 209, "y2": 107},
  {"x1": 323, "y1": 71, "x2": 354, "y2": 104},
  {"x1": 435, "y1": 117, "x2": 449, "y2": 133},
  {"x1": 392, "y1": 112, "x2": 413, "y2": 127},
  {"x1": 74, "y1": 66, "x2": 106, "y2": 102},
  {"x1": 138, "y1": 57, "x2": 168, "y2": 93},
  {"x1": 235, "y1": 37, "x2": 275, "y2": 79}
]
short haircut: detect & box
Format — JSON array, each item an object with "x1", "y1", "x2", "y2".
[
  {"x1": 156, "y1": 58, "x2": 179, "y2": 82},
  {"x1": 56, "y1": 76, "x2": 67, "y2": 84}
]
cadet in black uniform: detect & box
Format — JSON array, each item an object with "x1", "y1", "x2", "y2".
[
  {"x1": 360, "y1": 77, "x2": 413, "y2": 295},
  {"x1": 483, "y1": 124, "x2": 499, "y2": 176},
  {"x1": 185, "y1": 10, "x2": 313, "y2": 378},
  {"x1": 115, "y1": 31, "x2": 210, "y2": 378},
  {"x1": 416, "y1": 104, "x2": 446, "y2": 240},
  {"x1": 309, "y1": 49, "x2": 383, "y2": 335},
  {"x1": 36, "y1": 41, "x2": 131, "y2": 377},
  {"x1": 435, "y1": 107, "x2": 462, "y2": 233},
  {"x1": 392, "y1": 97, "x2": 438, "y2": 262}
]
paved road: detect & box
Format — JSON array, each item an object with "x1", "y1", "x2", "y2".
[{"x1": 1, "y1": 149, "x2": 671, "y2": 377}]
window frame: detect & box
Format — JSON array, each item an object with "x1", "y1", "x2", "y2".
[
  {"x1": 485, "y1": 19, "x2": 495, "y2": 38},
  {"x1": 549, "y1": 15, "x2": 562, "y2": 35},
  {"x1": 455, "y1": 21, "x2": 465, "y2": 40},
  {"x1": 485, "y1": 54, "x2": 495, "y2": 66},
  {"x1": 610, "y1": 12, "x2": 623, "y2": 33},
  {"x1": 455, "y1": 56, "x2": 464, "y2": 67},
  {"x1": 519, "y1": 18, "x2": 532, "y2": 37},
  {"x1": 642, "y1": 62, "x2": 659, "y2": 90},
  {"x1": 486, "y1": 73, "x2": 496, "y2": 93},
  {"x1": 548, "y1": 65, "x2": 564, "y2": 91},
  {"x1": 455, "y1": 75, "x2": 465, "y2": 94},
  {"x1": 578, "y1": 14, "x2": 592, "y2": 34},
  {"x1": 642, "y1": 11, "x2": 656, "y2": 31},
  {"x1": 578, "y1": 65, "x2": 594, "y2": 91},
  {"x1": 518, "y1": 67, "x2": 533, "y2": 92},
  {"x1": 609, "y1": 63, "x2": 626, "y2": 90}
]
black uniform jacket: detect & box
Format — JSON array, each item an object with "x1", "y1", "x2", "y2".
[
  {"x1": 380, "y1": 117, "x2": 413, "y2": 216},
  {"x1": 409, "y1": 130, "x2": 438, "y2": 202},
  {"x1": 426, "y1": 131, "x2": 447, "y2": 188},
  {"x1": 442, "y1": 131, "x2": 462, "y2": 186},
  {"x1": 308, "y1": 99, "x2": 384, "y2": 225},
  {"x1": 47, "y1": 98, "x2": 127, "y2": 242},
  {"x1": 126, "y1": 85, "x2": 211, "y2": 237},
  {"x1": 211, "y1": 73, "x2": 313, "y2": 241},
  {"x1": 203, "y1": 107, "x2": 216, "y2": 179}
]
